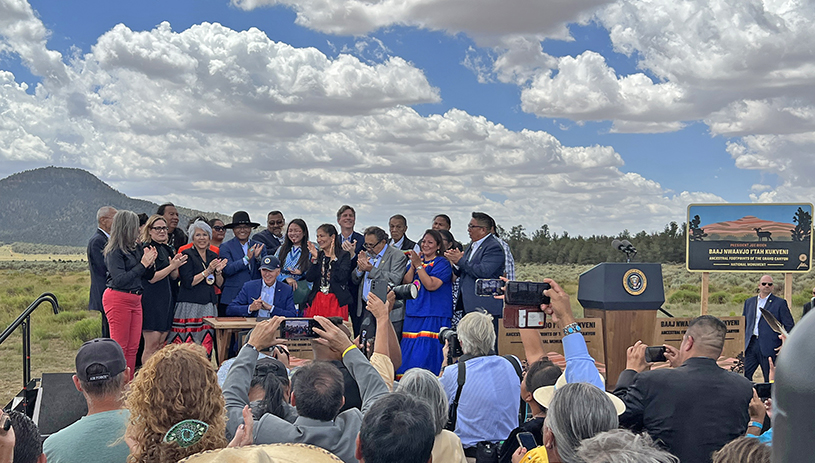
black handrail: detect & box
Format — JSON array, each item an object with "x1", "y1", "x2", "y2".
[{"x1": 0, "y1": 293, "x2": 60, "y2": 389}]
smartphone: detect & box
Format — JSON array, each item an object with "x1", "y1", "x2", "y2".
[
  {"x1": 475, "y1": 279, "x2": 504, "y2": 297},
  {"x1": 369, "y1": 279, "x2": 388, "y2": 303},
  {"x1": 754, "y1": 382, "x2": 772, "y2": 399},
  {"x1": 505, "y1": 281, "x2": 551, "y2": 306},
  {"x1": 280, "y1": 318, "x2": 320, "y2": 339},
  {"x1": 516, "y1": 432, "x2": 537, "y2": 451},
  {"x1": 644, "y1": 346, "x2": 667, "y2": 363}
]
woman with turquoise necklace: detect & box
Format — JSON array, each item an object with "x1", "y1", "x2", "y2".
[{"x1": 396, "y1": 229, "x2": 453, "y2": 379}]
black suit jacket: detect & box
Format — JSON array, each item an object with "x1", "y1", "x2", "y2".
[
  {"x1": 614, "y1": 357, "x2": 753, "y2": 463},
  {"x1": 397, "y1": 236, "x2": 417, "y2": 251},
  {"x1": 803, "y1": 300, "x2": 814, "y2": 318},
  {"x1": 86, "y1": 229, "x2": 108, "y2": 312}
]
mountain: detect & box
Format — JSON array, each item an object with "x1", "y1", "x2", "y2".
[
  {"x1": 701, "y1": 215, "x2": 795, "y2": 240},
  {"x1": 0, "y1": 167, "x2": 231, "y2": 247}
]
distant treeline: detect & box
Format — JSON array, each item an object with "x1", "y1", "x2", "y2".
[
  {"x1": 9, "y1": 242, "x2": 85, "y2": 255},
  {"x1": 497, "y1": 222, "x2": 685, "y2": 264}
]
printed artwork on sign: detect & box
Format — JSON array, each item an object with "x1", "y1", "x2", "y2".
[{"x1": 686, "y1": 203, "x2": 813, "y2": 272}]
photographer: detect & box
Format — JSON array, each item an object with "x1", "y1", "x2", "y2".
[
  {"x1": 613, "y1": 315, "x2": 753, "y2": 463},
  {"x1": 439, "y1": 311, "x2": 521, "y2": 460},
  {"x1": 223, "y1": 316, "x2": 389, "y2": 463}
]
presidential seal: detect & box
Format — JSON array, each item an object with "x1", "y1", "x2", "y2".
[{"x1": 623, "y1": 268, "x2": 646, "y2": 296}]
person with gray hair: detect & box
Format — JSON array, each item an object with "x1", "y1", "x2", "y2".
[
  {"x1": 576, "y1": 429, "x2": 678, "y2": 463},
  {"x1": 43, "y1": 338, "x2": 132, "y2": 463},
  {"x1": 167, "y1": 220, "x2": 227, "y2": 358},
  {"x1": 614, "y1": 315, "x2": 753, "y2": 463},
  {"x1": 398, "y1": 368, "x2": 467, "y2": 463},
  {"x1": 102, "y1": 210, "x2": 157, "y2": 378},
  {"x1": 512, "y1": 382, "x2": 618, "y2": 463},
  {"x1": 88, "y1": 205, "x2": 117, "y2": 337},
  {"x1": 439, "y1": 311, "x2": 521, "y2": 458}
]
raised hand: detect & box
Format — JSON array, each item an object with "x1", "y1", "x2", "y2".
[{"x1": 141, "y1": 246, "x2": 158, "y2": 267}]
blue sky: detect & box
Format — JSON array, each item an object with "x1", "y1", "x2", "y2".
[{"x1": 1, "y1": 0, "x2": 813, "y2": 240}]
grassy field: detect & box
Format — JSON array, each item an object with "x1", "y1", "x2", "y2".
[
  {"x1": 1, "y1": 260, "x2": 814, "y2": 405},
  {"x1": 0, "y1": 244, "x2": 85, "y2": 262}
]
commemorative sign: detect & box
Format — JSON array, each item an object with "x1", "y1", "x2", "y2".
[{"x1": 686, "y1": 203, "x2": 813, "y2": 272}]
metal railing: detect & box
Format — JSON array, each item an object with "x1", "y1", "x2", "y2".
[{"x1": 0, "y1": 293, "x2": 61, "y2": 389}]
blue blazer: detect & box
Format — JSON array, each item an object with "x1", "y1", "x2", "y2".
[
  {"x1": 743, "y1": 294, "x2": 794, "y2": 359},
  {"x1": 226, "y1": 279, "x2": 297, "y2": 318},
  {"x1": 455, "y1": 234, "x2": 505, "y2": 316},
  {"x1": 220, "y1": 237, "x2": 267, "y2": 305},
  {"x1": 86, "y1": 229, "x2": 108, "y2": 313}
]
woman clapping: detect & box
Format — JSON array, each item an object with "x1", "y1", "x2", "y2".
[{"x1": 304, "y1": 224, "x2": 353, "y2": 319}]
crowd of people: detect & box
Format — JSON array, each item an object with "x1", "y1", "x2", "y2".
[{"x1": 2, "y1": 204, "x2": 806, "y2": 463}]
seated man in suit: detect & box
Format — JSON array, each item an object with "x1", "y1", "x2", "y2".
[
  {"x1": 614, "y1": 315, "x2": 753, "y2": 463},
  {"x1": 227, "y1": 256, "x2": 296, "y2": 318},
  {"x1": 220, "y1": 211, "x2": 267, "y2": 316},
  {"x1": 444, "y1": 212, "x2": 505, "y2": 340},
  {"x1": 742, "y1": 274, "x2": 794, "y2": 381}
]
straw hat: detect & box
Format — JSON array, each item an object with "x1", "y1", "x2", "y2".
[
  {"x1": 178, "y1": 444, "x2": 343, "y2": 463},
  {"x1": 532, "y1": 371, "x2": 626, "y2": 415}
]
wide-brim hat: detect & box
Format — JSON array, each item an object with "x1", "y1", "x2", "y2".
[
  {"x1": 224, "y1": 211, "x2": 260, "y2": 229},
  {"x1": 178, "y1": 444, "x2": 343, "y2": 463},
  {"x1": 532, "y1": 370, "x2": 626, "y2": 416}
]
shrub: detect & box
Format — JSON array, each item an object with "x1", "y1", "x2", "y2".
[
  {"x1": 708, "y1": 291, "x2": 729, "y2": 304},
  {"x1": 66, "y1": 317, "x2": 101, "y2": 344},
  {"x1": 792, "y1": 293, "x2": 810, "y2": 308},
  {"x1": 679, "y1": 284, "x2": 699, "y2": 292},
  {"x1": 731, "y1": 293, "x2": 752, "y2": 306},
  {"x1": 668, "y1": 289, "x2": 701, "y2": 304}
]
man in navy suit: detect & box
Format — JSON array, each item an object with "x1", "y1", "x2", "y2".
[
  {"x1": 743, "y1": 274, "x2": 794, "y2": 381},
  {"x1": 445, "y1": 212, "x2": 505, "y2": 342},
  {"x1": 87, "y1": 206, "x2": 116, "y2": 337},
  {"x1": 226, "y1": 255, "x2": 296, "y2": 318},
  {"x1": 252, "y1": 210, "x2": 285, "y2": 256},
  {"x1": 337, "y1": 205, "x2": 366, "y2": 335},
  {"x1": 220, "y1": 211, "x2": 267, "y2": 316}
]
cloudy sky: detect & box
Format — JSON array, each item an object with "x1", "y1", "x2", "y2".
[{"x1": 1, "y1": 0, "x2": 813, "y2": 242}]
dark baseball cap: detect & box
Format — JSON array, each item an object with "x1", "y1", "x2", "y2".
[
  {"x1": 260, "y1": 255, "x2": 281, "y2": 271},
  {"x1": 76, "y1": 338, "x2": 127, "y2": 382},
  {"x1": 253, "y1": 357, "x2": 289, "y2": 383}
]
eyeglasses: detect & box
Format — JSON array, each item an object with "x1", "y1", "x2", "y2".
[
  {"x1": 268, "y1": 220, "x2": 285, "y2": 226},
  {"x1": 761, "y1": 282, "x2": 773, "y2": 286},
  {"x1": 212, "y1": 226, "x2": 225, "y2": 232},
  {"x1": 363, "y1": 240, "x2": 384, "y2": 250},
  {"x1": 151, "y1": 226, "x2": 168, "y2": 231},
  {"x1": 467, "y1": 224, "x2": 486, "y2": 230}
]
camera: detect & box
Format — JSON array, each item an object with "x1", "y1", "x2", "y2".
[
  {"x1": 476, "y1": 279, "x2": 551, "y2": 306},
  {"x1": 644, "y1": 346, "x2": 667, "y2": 363},
  {"x1": 391, "y1": 282, "x2": 419, "y2": 300},
  {"x1": 439, "y1": 327, "x2": 463, "y2": 358}
]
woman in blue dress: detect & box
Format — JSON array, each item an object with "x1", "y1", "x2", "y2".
[{"x1": 396, "y1": 229, "x2": 453, "y2": 379}]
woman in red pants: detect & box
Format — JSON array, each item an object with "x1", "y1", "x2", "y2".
[{"x1": 103, "y1": 210, "x2": 157, "y2": 378}]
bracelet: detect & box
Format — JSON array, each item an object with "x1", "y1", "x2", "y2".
[
  {"x1": 342, "y1": 345, "x2": 358, "y2": 358},
  {"x1": 245, "y1": 343, "x2": 258, "y2": 352},
  {"x1": 563, "y1": 322, "x2": 582, "y2": 336},
  {"x1": 748, "y1": 420, "x2": 763, "y2": 430}
]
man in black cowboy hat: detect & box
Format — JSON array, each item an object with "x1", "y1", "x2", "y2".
[{"x1": 219, "y1": 211, "x2": 267, "y2": 316}]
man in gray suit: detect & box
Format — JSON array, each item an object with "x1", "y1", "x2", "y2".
[
  {"x1": 351, "y1": 226, "x2": 408, "y2": 338},
  {"x1": 223, "y1": 316, "x2": 388, "y2": 463}
]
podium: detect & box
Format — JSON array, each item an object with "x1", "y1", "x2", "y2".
[{"x1": 578, "y1": 263, "x2": 664, "y2": 388}]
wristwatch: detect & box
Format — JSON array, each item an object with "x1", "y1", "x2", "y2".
[{"x1": 563, "y1": 322, "x2": 582, "y2": 336}]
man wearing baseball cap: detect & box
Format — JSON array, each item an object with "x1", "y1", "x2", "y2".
[
  {"x1": 226, "y1": 255, "x2": 297, "y2": 318},
  {"x1": 43, "y1": 338, "x2": 130, "y2": 463}
]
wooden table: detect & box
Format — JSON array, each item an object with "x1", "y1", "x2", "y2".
[{"x1": 204, "y1": 317, "x2": 258, "y2": 366}]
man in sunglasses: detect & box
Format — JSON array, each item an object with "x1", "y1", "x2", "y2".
[
  {"x1": 253, "y1": 211, "x2": 286, "y2": 256},
  {"x1": 742, "y1": 274, "x2": 794, "y2": 381}
]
